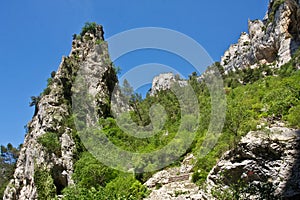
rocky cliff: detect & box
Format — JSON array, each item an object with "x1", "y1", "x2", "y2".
[
  {"x1": 206, "y1": 126, "x2": 300, "y2": 199},
  {"x1": 3, "y1": 25, "x2": 118, "y2": 200},
  {"x1": 143, "y1": 126, "x2": 300, "y2": 200},
  {"x1": 4, "y1": 0, "x2": 300, "y2": 199},
  {"x1": 221, "y1": 0, "x2": 300, "y2": 73},
  {"x1": 149, "y1": 73, "x2": 187, "y2": 96}
]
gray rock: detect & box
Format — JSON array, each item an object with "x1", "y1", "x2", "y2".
[
  {"x1": 221, "y1": 0, "x2": 300, "y2": 73},
  {"x1": 3, "y1": 24, "x2": 117, "y2": 200},
  {"x1": 206, "y1": 127, "x2": 300, "y2": 199},
  {"x1": 150, "y1": 73, "x2": 187, "y2": 96}
]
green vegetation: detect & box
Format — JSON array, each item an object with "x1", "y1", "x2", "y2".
[
  {"x1": 21, "y1": 22, "x2": 300, "y2": 199},
  {"x1": 62, "y1": 152, "x2": 149, "y2": 200},
  {"x1": 34, "y1": 168, "x2": 57, "y2": 200},
  {"x1": 193, "y1": 68, "x2": 300, "y2": 184},
  {"x1": 62, "y1": 55, "x2": 299, "y2": 198},
  {"x1": 80, "y1": 22, "x2": 97, "y2": 37},
  {"x1": 37, "y1": 132, "x2": 61, "y2": 156},
  {"x1": 0, "y1": 144, "x2": 20, "y2": 199},
  {"x1": 211, "y1": 179, "x2": 280, "y2": 200},
  {"x1": 269, "y1": 0, "x2": 285, "y2": 23}
]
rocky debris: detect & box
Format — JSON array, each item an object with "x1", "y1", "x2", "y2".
[
  {"x1": 206, "y1": 127, "x2": 300, "y2": 199},
  {"x1": 221, "y1": 0, "x2": 300, "y2": 73},
  {"x1": 149, "y1": 73, "x2": 187, "y2": 96},
  {"x1": 144, "y1": 154, "x2": 204, "y2": 200},
  {"x1": 4, "y1": 24, "x2": 118, "y2": 199}
]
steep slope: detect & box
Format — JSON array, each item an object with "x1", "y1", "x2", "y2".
[
  {"x1": 221, "y1": 0, "x2": 300, "y2": 73},
  {"x1": 206, "y1": 127, "x2": 300, "y2": 199},
  {"x1": 4, "y1": 24, "x2": 118, "y2": 200}
]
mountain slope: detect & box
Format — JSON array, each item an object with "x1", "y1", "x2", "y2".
[{"x1": 4, "y1": 24, "x2": 118, "y2": 200}]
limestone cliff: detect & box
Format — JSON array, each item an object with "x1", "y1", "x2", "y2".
[
  {"x1": 206, "y1": 126, "x2": 300, "y2": 199},
  {"x1": 3, "y1": 25, "x2": 118, "y2": 200},
  {"x1": 149, "y1": 73, "x2": 187, "y2": 96},
  {"x1": 144, "y1": 126, "x2": 300, "y2": 200},
  {"x1": 221, "y1": 0, "x2": 300, "y2": 73}
]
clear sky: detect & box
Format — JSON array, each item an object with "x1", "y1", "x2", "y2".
[{"x1": 0, "y1": 0, "x2": 269, "y2": 147}]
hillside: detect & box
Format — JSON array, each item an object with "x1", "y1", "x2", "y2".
[{"x1": 2, "y1": 0, "x2": 300, "y2": 200}]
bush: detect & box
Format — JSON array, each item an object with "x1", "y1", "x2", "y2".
[
  {"x1": 80, "y1": 22, "x2": 97, "y2": 36},
  {"x1": 72, "y1": 152, "x2": 117, "y2": 189},
  {"x1": 37, "y1": 132, "x2": 61, "y2": 156},
  {"x1": 287, "y1": 105, "x2": 300, "y2": 128},
  {"x1": 104, "y1": 174, "x2": 149, "y2": 200},
  {"x1": 34, "y1": 168, "x2": 56, "y2": 199}
]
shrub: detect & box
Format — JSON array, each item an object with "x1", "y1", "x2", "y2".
[
  {"x1": 37, "y1": 132, "x2": 61, "y2": 156},
  {"x1": 287, "y1": 105, "x2": 300, "y2": 128},
  {"x1": 80, "y1": 22, "x2": 97, "y2": 36},
  {"x1": 34, "y1": 168, "x2": 56, "y2": 199},
  {"x1": 72, "y1": 152, "x2": 117, "y2": 188},
  {"x1": 269, "y1": 0, "x2": 285, "y2": 23}
]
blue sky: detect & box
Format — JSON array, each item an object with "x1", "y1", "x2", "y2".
[{"x1": 0, "y1": 0, "x2": 268, "y2": 146}]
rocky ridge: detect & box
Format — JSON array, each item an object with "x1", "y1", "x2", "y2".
[
  {"x1": 221, "y1": 0, "x2": 300, "y2": 73},
  {"x1": 144, "y1": 126, "x2": 300, "y2": 199},
  {"x1": 4, "y1": 25, "x2": 118, "y2": 199},
  {"x1": 149, "y1": 73, "x2": 187, "y2": 96},
  {"x1": 206, "y1": 126, "x2": 300, "y2": 199}
]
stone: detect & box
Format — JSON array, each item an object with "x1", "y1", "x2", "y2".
[
  {"x1": 221, "y1": 0, "x2": 300, "y2": 74},
  {"x1": 149, "y1": 73, "x2": 187, "y2": 95},
  {"x1": 205, "y1": 127, "x2": 300, "y2": 199},
  {"x1": 3, "y1": 24, "x2": 117, "y2": 200}
]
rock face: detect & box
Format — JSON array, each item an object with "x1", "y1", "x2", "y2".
[
  {"x1": 144, "y1": 154, "x2": 206, "y2": 200},
  {"x1": 206, "y1": 126, "x2": 300, "y2": 199},
  {"x1": 3, "y1": 25, "x2": 118, "y2": 200},
  {"x1": 144, "y1": 126, "x2": 300, "y2": 199},
  {"x1": 221, "y1": 0, "x2": 300, "y2": 73},
  {"x1": 149, "y1": 73, "x2": 187, "y2": 95}
]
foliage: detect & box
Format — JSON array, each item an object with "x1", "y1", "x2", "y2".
[
  {"x1": 20, "y1": 22, "x2": 300, "y2": 199},
  {"x1": 62, "y1": 174, "x2": 148, "y2": 200},
  {"x1": 62, "y1": 186, "x2": 106, "y2": 200},
  {"x1": 269, "y1": 0, "x2": 285, "y2": 23},
  {"x1": 287, "y1": 104, "x2": 300, "y2": 128},
  {"x1": 0, "y1": 144, "x2": 20, "y2": 199},
  {"x1": 211, "y1": 180, "x2": 280, "y2": 200},
  {"x1": 34, "y1": 168, "x2": 57, "y2": 200},
  {"x1": 95, "y1": 39, "x2": 103, "y2": 45},
  {"x1": 193, "y1": 68, "x2": 300, "y2": 185},
  {"x1": 72, "y1": 152, "x2": 117, "y2": 189},
  {"x1": 80, "y1": 22, "x2": 97, "y2": 36},
  {"x1": 113, "y1": 64, "x2": 121, "y2": 75},
  {"x1": 37, "y1": 132, "x2": 61, "y2": 156},
  {"x1": 103, "y1": 174, "x2": 149, "y2": 199},
  {"x1": 29, "y1": 96, "x2": 41, "y2": 107}
]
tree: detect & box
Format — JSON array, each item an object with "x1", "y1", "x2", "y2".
[
  {"x1": 29, "y1": 96, "x2": 41, "y2": 116},
  {"x1": 0, "y1": 143, "x2": 21, "y2": 198},
  {"x1": 80, "y1": 22, "x2": 97, "y2": 36},
  {"x1": 72, "y1": 152, "x2": 117, "y2": 189},
  {"x1": 121, "y1": 79, "x2": 134, "y2": 100},
  {"x1": 130, "y1": 93, "x2": 144, "y2": 125}
]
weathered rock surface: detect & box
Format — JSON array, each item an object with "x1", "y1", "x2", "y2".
[
  {"x1": 149, "y1": 73, "x2": 187, "y2": 95},
  {"x1": 144, "y1": 126, "x2": 300, "y2": 199},
  {"x1": 144, "y1": 154, "x2": 205, "y2": 200},
  {"x1": 206, "y1": 126, "x2": 300, "y2": 199},
  {"x1": 4, "y1": 25, "x2": 118, "y2": 200},
  {"x1": 221, "y1": 0, "x2": 300, "y2": 73}
]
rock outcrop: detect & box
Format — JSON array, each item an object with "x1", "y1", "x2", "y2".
[
  {"x1": 144, "y1": 126, "x2": 300, "y2": 199},
  {"x1": 206, "y1": 126, "x2": 300, "y2": 199},
  {"x1": 149, "y1": 73, "x2": 187, "y2": 95},
  {"x1": 221, "y1": 0, "x2": 300, "y2": 73},
  {"x1": 144, "y1": 154, "x2": 205, "y2": 200},
  {"x1": 4, "y1": 25, "x2": 118, "y2": 200}
]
